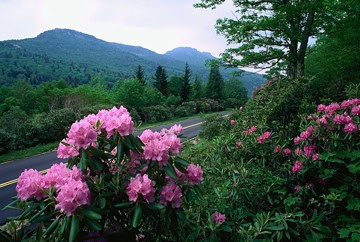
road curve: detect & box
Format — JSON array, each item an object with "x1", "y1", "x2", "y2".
[{"x1": 0, "y1": 112, "x2": 229, "y2": 224}]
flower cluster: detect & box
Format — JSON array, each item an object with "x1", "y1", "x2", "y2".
[
  {"x1": 139, "y1": 127, "x2": 182, "y2": 167},
  {"x1": 290, "y1": 98, "x2": 360, "y2": 190},
  {"x1": 16, "y1": 163, "x2": 90, "y2": 216},
  {"x1": 257, "y1": 131, "x2": 271, "y2": 143},
  {"x1": 127, "y1": 174, "x2": 156, "y2": 203},
  {"x1": 57, "y1": 106, "x2": 134, "y2": 158},
  {"x1": 159, "y1": 183, "x2": 183, "y2": 208},
  {"x1": 212, "y1": 211, "x2": 226, "y2": 224}
]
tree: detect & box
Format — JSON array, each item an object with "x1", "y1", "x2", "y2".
[
  {"x1": 135, "y1": 65, "x2": 146, "y2": 85},
  {"x1": 224, "y1": 76, "x2": 248, "y2": 104},
  {"x1": 206, "y1": 62, "x2": 224, "y2": 100},
  {"x1": 192, "y1": 76, "x2": 204, "y2": 100},
  {"x1": 112, "y1": 79, "x2": 145, "y2": 109},
  {"x1": 180, "y1": 63, "x2": 192, "y2": 102},
  {"x1": 169, "y1": 75, "x2": 183, "y2": 96},
  {"x1": 153, "y1": 65, "x2": 168, "y2": 96},
  {"x1": 194, "y1": 0, "x2": 329, "y2": 79}
]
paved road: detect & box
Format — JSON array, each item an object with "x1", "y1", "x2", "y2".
[{"x1": 0, "y1": 112, "x2": 229, "y2": 224}]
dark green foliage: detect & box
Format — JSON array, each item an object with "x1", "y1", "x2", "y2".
[
  {"x1": 153, "y1": 65, "x2": 169, "y2": 96},
  {"x1": 180, "y1": 63, "x2": 191, "y2": 102},
  {"x1": 0, "y1": 29, "x2": 264, "y2": 94},
  {"x1": 140, "y1": 105, "x2": 174, "y2": 123},
  {"x1": 224, "y1": 77, "x2": 248, "y2": 107},
  {"x1": 168, "y1": 75, "x2": 183, "y2": 97},
  {"x1": 191, "y1": 76, "x2": 203, "y2": 100},
  {"x1": 206, "y1": 63, "x2": 224, "y2": 100},
  {"x1": 195, "y1": 0, "x2": 330, "y2": 79},
  {"x1": 135, "y1": 65, "x2": 146, "y2": 85}
]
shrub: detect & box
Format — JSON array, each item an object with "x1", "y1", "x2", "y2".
[
  {"x1": 2, "y1": 106, "x2": 204, "y2": 241},
  {"x1": 141, "y1": 105, "x2": 173, "y2": 123}
]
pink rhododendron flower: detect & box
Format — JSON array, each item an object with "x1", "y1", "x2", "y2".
[
  {"x1": 139, "y1": 129, "x2": 161, "y2": 145},
  {"x1": 236, "y1": 141, "x2": 243, "y2": 147},
  {"x1": 316, "y1": 116, "x2": 328, "y2": 125},
  {"x1": 127, "y1": 174, "x2": 155, "y2": 203},
  {"x1": 162, "y1": 134, "x2": 181, "y2": 155},
  {"x1": 333, "y1": 114, "x2": 352, "y2": 124},
  {"x1": 186, "y1": 163, "x2": 204, "y2": 185},
  {"x1": 304, "y1": 145, "x2": 316, "y2": 158},
  {"x1": 300, "y1": 130, "x2": 311, "y2": 140},
  {"x1": 169, "y1": 124, "x2": 183, "y2": 135},
  {"x1": 283, "y1": 148, "x2": 292, "y2": 156},
  {"x1": 42, "y1": 163, "x2": 83, "y2": 190},
  {"x1": 102, "y1": 107, "x2": 134, "y2": 138},
  {"x1": 57, "y1": 139, "x2": 79, "y2": 159},
  {"x1": 352, "y1": 105, "x2": 360, "y2": 115},
  {"x1": 257, "y1": 131, "x2": 271, "y2": 143},
  {"x1": 294, "y1": 148, "x2": 303, "y2": 155},
  {"x1": 159, "y1": 183, "x2": 182, "y2": 208},
  {"x1": 248, "y1": 126, "x2": 257, "y2": 134},
  {"x1": 312, "y1": 154, "x2": 319, "y2": 161},
  {"x1": 16, "y1": 169, "x2": 44, "y2": 201},
  {"x1": 55, "y1": 179, "x2": 91, "y2": 216},
  {"x1": 294, "y1": 185, "x2": 301, "y2": 192},
  {"x1": 239, "y1": 106, "x2": 243, "y2": 111},
  {"x1": 274, "y1": 145, "x2": 282, "y2": 153},
  {"x1": 212, "y1": 211, "x2": 226, "y2": 224},
  {"x1": 317, "y1": 104, "x2": 326, "y2": 112},
  {"x1": 294, "y1": 136, "x2": 301, "y2": 145},
  {"x1": 67, "y1": 120, "x2": 98, "y2": 150},
  {"x1": 344, "y1": 122, "x2": 358, "y2": 133},
  {"x1": 325, "y1": 103, "x2": 340, "y2": 115},
  {"x1": 142, "y1": 139, "x2": 169, "y2": 167},
  {"x1": 291, "y1": 160, "x2": 303, "y2": 173},
  {"x1": 230, "y1": 120, "x2": 236, "y2": 125}
]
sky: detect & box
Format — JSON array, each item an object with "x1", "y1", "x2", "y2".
[{"x1": 0, "y1": 0, "x2": 237, "y2": 58}]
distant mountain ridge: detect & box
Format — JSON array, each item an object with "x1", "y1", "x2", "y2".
[{"x1": 0, "y1": 28, "x2": 264, "y2": 94}]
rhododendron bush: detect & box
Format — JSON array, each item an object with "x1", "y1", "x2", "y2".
[{"x1": 4, "y1": 106, "x2": 203, "y2": 241}]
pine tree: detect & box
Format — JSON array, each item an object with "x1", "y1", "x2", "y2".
[
  {"x1": 180, "y1": 63, "x2": 191, "y2": 102},
  {"x1": 192, "y1": 76, "x2": 203, "y2": 100},
  {"x1": 206, "y1": 63, "x2": 224, "y2": 100},
  {"x1": 153, "y1": 65, "x2": 168, "y2": 96},
  {"x1": 135, "y1": 65, "x2": 145, "y2": 85}
]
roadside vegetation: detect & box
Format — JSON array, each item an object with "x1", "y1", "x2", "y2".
[{"x1": 1, "y1": 0, "x2": 359, "y2": 241}]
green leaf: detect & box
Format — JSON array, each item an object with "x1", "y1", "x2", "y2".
[
  {"x1": 163, "y1": 164, "x2": 177, "y2": 179},
  {"x1": 114, "y1": 202, "x2": 132, "y2": 208},
  {"x1": 44, "y1": 217, "x2": 60, "y2": 237},
  {"x1": 174, "y1": 160, "x2": 187, "y2": 173},
  {"x1": 81, "y1": 208, "x2": 102, "y2": 220},
  {"x1": 69, "y1": 215, "x2": 80, "y2": 242},
  {"x1": 175, "y1": 156, "x2": 190, "y2": 166},
  {"x1": 117, "y1": 143, "x2": 124, "y2": 165},
  {"x1": 80, "y1": 150, "x2": 88, "y2": 172},
  {"x1": 147, "y1": 203, "x2": 165, "y2": 210},
  {"x1": 132, "y1": 204, "x2": 142, "y2": 228},
  {"x1": 267, "y1": 225, "x2": 285, "y2": 231},
  {"x1": 32, "y1": 212, "x2": 54, "y2": 223},
  {"x1": 222, "y1": 225, "x2": 232, "y2": 232},
  {"x1": 86, "y1": 219, "x2": 102, "y2": 231},
  {"x1": 99, "y1": 197, "x2": 106, "y2": 209}
]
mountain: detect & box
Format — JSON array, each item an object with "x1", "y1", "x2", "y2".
[{"x1": 0, "y1": 28, "x2": 264, "y2": 94}]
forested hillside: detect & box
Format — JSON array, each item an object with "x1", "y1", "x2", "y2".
[{"x1": 0, "y1": 28, "x2": 264, "y2": 93}]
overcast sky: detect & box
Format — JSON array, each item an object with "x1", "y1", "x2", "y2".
[{"x1": 0, "y1": 0, "x2": 236, "y2": 57}]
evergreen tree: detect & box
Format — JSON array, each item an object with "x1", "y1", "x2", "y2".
[
  {"x1": 169, "y1": 75, "x2": 182, "y2": 96},
  {"x1": 135, "y1": 65, "x2": 146, "y2": 85},
  {"x1": 192, "y1": 76, "x2": 203, "y2": 100},
  {"x1": 153, "y1": 65, "x2": 168, "y2": 96},
  {"x1": 180, "y1": 63, "x2": 191, "y2": 102},
  {"x1": 206, "y1": 63, "x2": 224, "y2": 100}
]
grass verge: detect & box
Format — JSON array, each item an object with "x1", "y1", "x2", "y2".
[
  {"x1": 0, "y1": 110, "x2": 231, "y2": 164},
  {"x1": 0, "y1": 142, "x2": 59, "y2": 164}
]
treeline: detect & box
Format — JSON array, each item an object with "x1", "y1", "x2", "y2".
[{"x1": 0, "y1": 62, "x2": 247, "y2": 154}]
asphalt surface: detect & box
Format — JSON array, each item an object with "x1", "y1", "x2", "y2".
[{"x1": 0, "y1": 112, "x2": 229, "y2": 224}]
